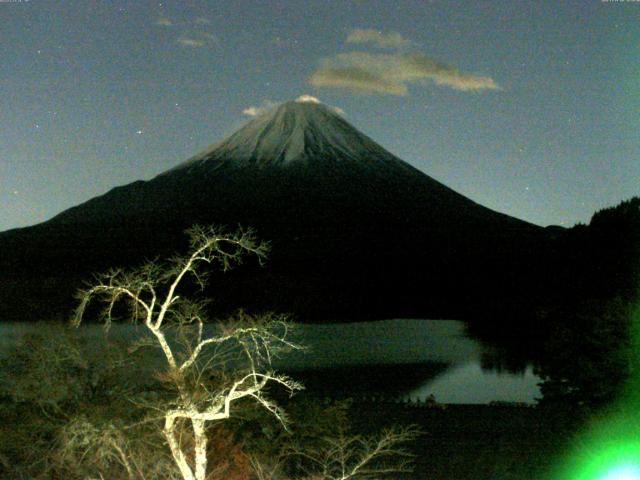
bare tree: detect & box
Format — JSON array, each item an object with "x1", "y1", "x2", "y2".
[
  {"x1": 299, "y1": 424, "x2": 421, "y2": 480},
  {"x1": 74, "y1": 225, "x2": 303, "y2": 480},
  {"x1": 248, "y1": 400, "x2": 421, "y2": 480},
  {"x1": 249, "y1": 426, "x2": 421, "y2": 480}
]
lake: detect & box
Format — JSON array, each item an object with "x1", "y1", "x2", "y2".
[{"x1": 0, "y1": 319, "x2": 540, "y2": 404}]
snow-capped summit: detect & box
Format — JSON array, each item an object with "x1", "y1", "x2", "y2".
[{"x1": 171, "y1": 99, "x2": 403, "y2": 171}]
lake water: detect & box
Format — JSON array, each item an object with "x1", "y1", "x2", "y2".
[{"x1": 0, "y1": 319, "x2": 540, "y2": 404}]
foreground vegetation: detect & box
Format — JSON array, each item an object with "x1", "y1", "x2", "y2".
[
  {"x1": 2, "y1": 210, "x2": 638, "y2": 479},
  {"x1": 0, "y1": 316, "x2": 579, "y2": 480},
  {"x1": 0, "y1": 226, "x2": 420, "y2": 480},
  {"x1": 0, "y1": 326, "x2": 580, "y2": 480}
]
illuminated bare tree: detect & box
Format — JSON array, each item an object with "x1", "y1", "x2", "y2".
[{"x1": 74, "y1": 225, "x2": 302, "y2": 480}]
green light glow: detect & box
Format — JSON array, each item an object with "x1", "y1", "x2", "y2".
[
  {"x1": 602, "y1": 464, "x2": 640, "y2": 480},
  {"x1": 550, "y1": 306, "x2": 640, "y2": 480},
  {"x1": 556, "y1": 439, "x2": 640, "y2": 480}
]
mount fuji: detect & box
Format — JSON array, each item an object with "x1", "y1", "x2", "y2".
[{"x1": 0, "y1": 99, "x2": 551, "y2": 322}]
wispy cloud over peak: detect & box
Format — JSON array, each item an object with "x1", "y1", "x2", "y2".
[
  {"x1": 295, "y1": 94, "x2": 345, "y2": 114},
  {"x1": 295, "y1": 94, "x2": 321, "y2": 104},
  {"x1": 243, "y1": 96, "x2": 345, "y2": 117},
  {"x1": 310, "y1": 29, "x2": 500, "y2": 95},
  {"x1": 242, "y1": 99, "x2": 278, "y2": 117},
  {"x1": 346, "y1": 29, "x2": 410, "y2": 49},
  {"x1": 309, "y1": 51, "x2": 500, "y2": 95}
]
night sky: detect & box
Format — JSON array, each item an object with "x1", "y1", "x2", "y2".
[{"x1": 2, "y1": 0, "x2": 638, "y2": 232}]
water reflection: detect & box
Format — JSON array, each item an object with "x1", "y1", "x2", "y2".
[
  {"x1": 279, "y1": 319, "x2": 541, "y2": 404},
  {"x1": 279, "y1": 319, "x2": 482, "y2": 368},
  {"x1": 406, "y1": 363, "x2": 540, "y2": 404},
  {"x1": 0, "y1": 319, "x2": 541, "y2": 404}
]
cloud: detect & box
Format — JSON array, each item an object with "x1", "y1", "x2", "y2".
[
  {"x1": 177, "y1": 36, "x2": 206, "y2": 47},
  {"x1": 242, "y1": 99, "x2": 278, "y2": 116},
  {"x1": 242, "y1": 106, "x2": 265, "y2": 116},
  {"x1": 346, "y1": 29, "x2": 410, "y2": 49},
  {"x1": 310, "y1": 65, "x2": 408, "y2": 95},
  {"x1": 177, "y1": 31, "x2": 217, "y2": 48},
  {"x1": 309, "y1": 51, "x2": 500, "y2": 95},
  {"x1": 295, "y1": 94, "x2": 321, "y2": 104},
  {"x1": 197, "y1": 32, "x2": 216, "y2": 42},
  {"x1": 154, "y1": 16, "x2": 216, "y2": 48},
  {"x1": 154, "y1": 17, "x2": 174, "y2": 27}
]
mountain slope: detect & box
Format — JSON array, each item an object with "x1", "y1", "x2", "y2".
[
  {"x1": 47, "y1": 100, "x2": 531, "y2": 231},
  {"x1": 0, "y1": 99, "x2": 550, "y2": 322}
]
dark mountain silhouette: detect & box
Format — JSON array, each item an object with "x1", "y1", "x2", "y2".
[{"x1": 0, "y1": 99, "x2": 554, "y2": 322}]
